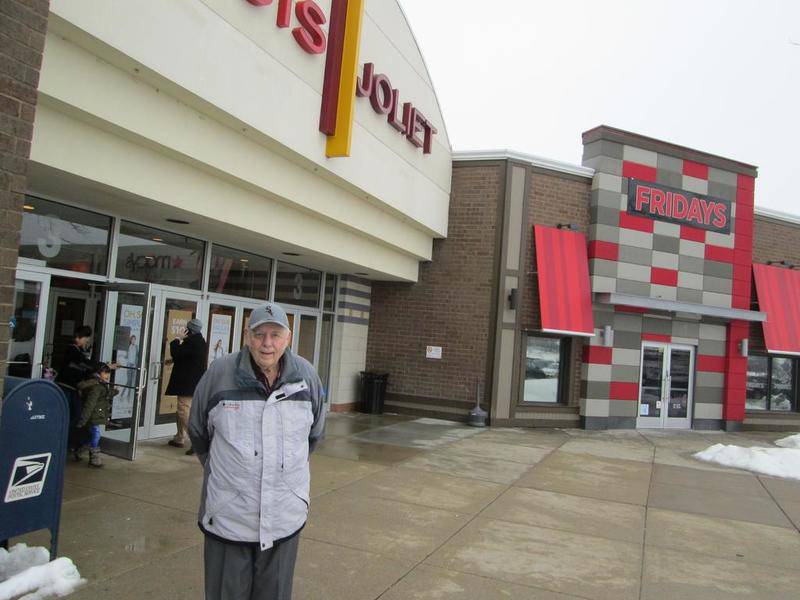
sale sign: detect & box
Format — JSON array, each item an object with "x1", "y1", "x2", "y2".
[{"x1": 627, "y1": 179, "x2": 732, "y2": 234}]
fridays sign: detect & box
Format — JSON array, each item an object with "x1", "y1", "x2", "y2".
[{"x1": 627, "y1": 179, "x2": 732, "y2": 235}]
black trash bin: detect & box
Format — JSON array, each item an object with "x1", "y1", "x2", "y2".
[{"x1": 359, "y1": 371, "x2": 388, "y2": 414}]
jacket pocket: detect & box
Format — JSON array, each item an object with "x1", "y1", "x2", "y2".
[
  {"x1": 203, "y1": 488, "x2": 243, "y2": 525},
  {"x1": 280, "y1": 402, "x2": 313, "y2": 472},
  {"x1": 215, "y1": 400, "x2": 255, "y2": 457}
]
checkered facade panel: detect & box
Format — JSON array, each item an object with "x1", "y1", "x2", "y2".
[
  {"x1": 583, "y1": 141, "x2": 755, "y2": 311},
  {"x1": 580, "y1": 306, "x2": 729, "y2": 422}
]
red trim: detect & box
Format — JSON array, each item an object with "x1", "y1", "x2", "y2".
[
  {"x1": 610, "y1": 382, "x2": 639, "y2": 401},
  {"x1": 615, "y1": 305, "x2": 647, "y2": 314},
  {"x1": 618, "y1": 211, "x2": 655, "y2": 233},
  {"x1": 753, "y1": 263, "x2": 800, "y2": 354},
  {"x1": 534, "y1": 225, "x2": 595, "y2": 336},
  {"x1": 583, "y1": 346, "x2": 612, "y2": 364},
  {"x1": 697, "y1": 355, "x2": 726, "y2": 373},
  {"x1": 622, "y1": 161, "x2": 657, "y2": 183},
  {"x1": 682, "y1": 160, "x2": 709, "y2": 180},
  {"x1": 704, "y1": 245, "x2": 735, "y2": 263},
  {"x1": 650, "y1": 267, "x2": 678, "y2": 287},
  {"x1": 641, "y1": 333, "x2": 670, "y2": 343},
  {"x1": 588, "y1": 240, "x2": 619, "y2": 261},
  {"x1": 680, "y1": 225, "x2": 706, "y2": 243}
]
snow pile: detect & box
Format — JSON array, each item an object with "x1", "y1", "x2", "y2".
[
  {"x1": 774, "y1": 433, "x2": 800, "y2": 449},
  {"x1": 0, "y1": 544, "x2": 84, "y2": 600},
  {"x1": 694, "y1": 443, "x2": 800, "y2": 480}
]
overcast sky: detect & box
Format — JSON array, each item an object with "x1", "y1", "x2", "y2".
[{"x1": 398, "y1": 0, "x2": 799, "y2": 215}]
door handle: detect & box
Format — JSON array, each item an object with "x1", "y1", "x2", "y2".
[{"x1": 150, "y1": 362, "x2": 162, "y2": 381}]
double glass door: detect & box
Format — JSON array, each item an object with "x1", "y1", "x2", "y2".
[{"x1": 637, "y1": 342, "x2": 695, "y2": 429}]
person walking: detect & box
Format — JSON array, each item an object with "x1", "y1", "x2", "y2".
[
  {"x1": 188, "y1": 302, "x2": 325, "y2": 600},
  {"x1": 165, "y1": 318, "x2": 206, "y2": 453},
  {"x1": 75, "y1": 363, "x2": 119, "y2": 468}
]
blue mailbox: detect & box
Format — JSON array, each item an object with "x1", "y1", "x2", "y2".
[{"x1": 0, "y1": 379, "x2": 69, "y2": 560}]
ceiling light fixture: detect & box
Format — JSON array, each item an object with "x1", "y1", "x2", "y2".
[
  {"x1": 23, "y1": 204, "x2": 35, "y2": 211},
  {"x1": 166, "y1": 218, "x2": 190, "y2": 225}
]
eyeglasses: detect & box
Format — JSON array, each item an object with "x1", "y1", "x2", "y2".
[{"x1": 250, "y1": 330, "x2": 287, "y2": 343}]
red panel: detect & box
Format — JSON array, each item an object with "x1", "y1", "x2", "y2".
[
  {"x1": 615, "y1": 305, "x2": 647, "y2": 314},
  {"x1": 642, "y1": 333, "x2": 670, "y2": 342},
  {"x1": 753, "y1": 263, "x2": 800, "y2": 354},
  {"x1": 732, "y1": 278, "x2": 750, "y2": 298},
  {"x1": 737, "y1": 174, "x2": 755, "y2": 192},
  {"x1": 622, "y1": 161, "x2": 657, "y2": 183},
  {"x1": 583, "y1": 346, "x2": 612, "y2": 364},
  {"x1": 618, "y1": 211, "x2": 655, "y2": 233},
  {"x1": 734, "y1": 249, "x2": 753, "y2": 266},
  {"x1": 534, "y1": 225, "x2": 595, "y2": 336},
  {"x1": 697, "y1": 355, "x2": 726, "y2": 372},
  {"x1": 704, "y1": 245, "x2": 735, "y2": 263},
  {"x1": 650, "y1": 268, "x2": 678, "y2": 287},
  {"x1": 588, "y1": 240, "x2": 619, "y2": 261},
  {"x1": 318, "y1": 0, "x2": 348, "y2": 135},
  {"x1": 682, "y1": 160, "x2": 709, "y2": 180},
  {"x1": 609, "y1": 382, "x2": 639, "y2": 401},
  {"x1": 680, "y1": 226, "x2": 706, "y2": 243}
]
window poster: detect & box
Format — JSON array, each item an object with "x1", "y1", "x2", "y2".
[
  {"x1": 208, "y1": 314, "x2": 232, "y2": 366},
  {"x1": 159, "y1": 309, "x2": 194, "y2": 415},
  {"x1": 112, "y1": 304, "x2": 143, "y2": 419}
]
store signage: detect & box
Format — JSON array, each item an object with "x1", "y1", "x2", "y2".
[
  {"x1": 627, "y1": 179, "x2": 732, "y2": 234},
  {"x1": 245, "y1": 0, "x2": 437, "y2": 157}
]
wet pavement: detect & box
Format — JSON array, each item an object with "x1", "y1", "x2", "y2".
[{"x1": 12, "y1": 414, "x2": 800, "y2": 599}]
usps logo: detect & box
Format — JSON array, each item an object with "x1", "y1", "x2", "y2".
[{"x1": 4, "y1": 453, "x2": 51, "y2": 503}]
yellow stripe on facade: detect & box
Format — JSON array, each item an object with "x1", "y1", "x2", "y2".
[{"x1": 326, "y1": 0, "x2": 364, "y2": 158}]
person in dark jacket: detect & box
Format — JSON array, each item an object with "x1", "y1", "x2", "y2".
[
  {"x1": 56, "y1": 325, "x2": 116, "y2": 451},
  {"x1": 166, "y1": 318, "x2": 207, "y2": 452},
  {"x1": 75, "y1": 363, "x2": 119, "y2": 468}
]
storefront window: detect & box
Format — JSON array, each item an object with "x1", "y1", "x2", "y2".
[
  {"x1": 523, "y1": 335, "x2": 563, "y2": 403},
  {"x1": 323, "y1": 273, "x2": 337, "y2": 311},
  {"x1": 19, "y1": 196, "x2": 111, "y2": 275},
  {"x1": 7, "y1": 280, "x2": 42, "y2": 379},
  {"x1": 209, "y1": 245, "x2": 272, "y2": 300},
  {"x1": 116, "y1": 221, "x2": 205, "y2": 290},
  {"x1": 747, "y1": 355, "x2": 797, "y2": 411},
  {"x1": 274, "y1": 261, "x2": 321, "y2": 308}
]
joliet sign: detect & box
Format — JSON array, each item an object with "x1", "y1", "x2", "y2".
[
  {"x1": 246, "y1": 0, "x2": 437, "y2": 158},
  {"x1": 627, "y1": 179, "x2": 732, "y2": 235}
]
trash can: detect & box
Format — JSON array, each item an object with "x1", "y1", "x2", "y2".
[{"x1": 359, "y1": 372, "x2": 388, "y2": 414}]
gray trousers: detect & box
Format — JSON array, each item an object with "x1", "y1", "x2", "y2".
[{"x1": 204, "y1": 533, "x2": 300, "y2": 600}]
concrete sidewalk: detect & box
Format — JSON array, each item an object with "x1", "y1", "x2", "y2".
[{"x1": 14, "y1": 414, "x2": 800, "y2": 599}]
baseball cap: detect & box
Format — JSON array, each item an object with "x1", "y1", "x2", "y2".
[{"x1": 249, "y1": 302, "x2": 290, "y2": 331}]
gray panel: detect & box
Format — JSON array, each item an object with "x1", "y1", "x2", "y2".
[
  {"x1": 652, "y1": 235, "x2": 680, "y2": 254},
  {"x1": 671, "y1": 320, "x2": 700, "y2": 339},
  {"x1": 656, "y1": 169, "x2": 683, "y2": 188},
  {"x1": 723, "y1": 420, "x2": 743, "y2": 432},
  {"x1": 613, "y1": 330, "x2": 643, "y2": 349},
  {"x1": 657, "y1": 154, "x2": 682, "y2": 173},
  {"x1": 703, "y1": 275, "x2": 732, "y2": 295},
  {"x1": 616, "y1": 279, "x2": 651, "y2": 296},
  {"x1": 693, "y1": 419, "x2": 723, "y2": 431},
  {"x1": 591, "y1": 205, "x2": 621, "y2": 227},
  {"x1": 618, "y1": 245, "x2": 653, "y2": 266},
  {"x1": 698, "y1": 339, "x2": 726, "y2": 357},
  {"x1": 606, "y1": 416, "x2": 637, "y2": 429},
  {"x1": 613, "y1": 313, "x2": 643, "y2": 332},
  {"x1": 582, "y1": 381, "x2": 611, "y2": 399},
  {"x1": 611, "y1": 365, "x2": 640, "y2": 383},
  {"x1": 621, "y1": 177, "x2": 628, "y2": 195},
  {"x1": 704, "y1": 260, "x2": 733, "y2": 279},
  {"x1": 694, "y1": 386, "x2": 724, "y2": 404},
  {"x1": 592, "y1": 189, "x2": 624, "y2": 210},
  {"x1": 676, "y1": 287, "x2": 703, "y2": 303},
  {"x1": 643, "y1": 317, "x2": 672, "y2": 335},
  {"x1": 592, "y1": 307, "x2": 615, "y2": 328},
  {"x1": 707, "y1": 181, "x2": 737, "y2": 203},
  {"x1": 679, "y1": 255, "x2": 705, "y2": 275},
  {"x1": 590, "y1": 224, "x2": 620, "y2": 244},
  {"x1": 581, "y1": 416, "x2": 609, "y2": 430},
  {"x1": 584, "y1": 155, "x2": 623, "y2": 176},
  {"x1": 583, "y1": 139, "x2": 624, "y2": 160},
  {"x1": 590, "y1": 258, "x2": 618, "y2": 278},
  {"x1": 696, "y1": 371, "x2": 725, "y2": 388},
  {"x1": 708, "y1": 167, "x2": 738, "y2": 187},
  {"x1": 609, "y1": 400, "x2": 638, "y2": 418}
]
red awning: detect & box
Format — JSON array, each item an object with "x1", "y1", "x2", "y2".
[
  {"x1": 533, "y1": 225, "x2": 595, "y2": 336},
  {"x1": 753, "y1": 263, "x2": 800, "y2": 355}
]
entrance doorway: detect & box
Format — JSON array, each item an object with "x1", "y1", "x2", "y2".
[{"x1": 637, "y1": 342, "x2": 695, "y2": 429}]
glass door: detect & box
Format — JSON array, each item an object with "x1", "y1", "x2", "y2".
[
  {"x1": 97, "y1": 282, "x2": 152, "y2": 460},
  {"x1": 637, "y1": 342, "x2": 695, "y2": 429},
  {"x1": 7, "y1": 271, "x2": 50, "y2": 382},
  {"x1": 143, "y1": 290, "x2": 203, "y2": 439}
]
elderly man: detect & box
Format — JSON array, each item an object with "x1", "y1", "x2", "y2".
[{"x1": 188, "y1": 302, "x2": 325, "y2": 600}]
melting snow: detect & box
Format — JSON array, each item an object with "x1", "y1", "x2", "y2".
[
  {"x1": 0, "y1": 544, "x2": 84, "y2": 600},
  {"x1": 694, "y1": 437, "x2": 800, "y2": 480}
]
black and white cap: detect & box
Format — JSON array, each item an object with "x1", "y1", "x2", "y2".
[{"x1": 248, "y1": 302, "x2": 290, "y2": 331}]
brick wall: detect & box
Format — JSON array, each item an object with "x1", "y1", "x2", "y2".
[
  {"x1": 520, "y1": 170, "x2": 591, "y2": 409},
  {"x1": 366, "y1": 163, "x2": 503, "y2": 419},
  {"x1": 0, "y1": 0, "x2": 50, "y2": 401}
]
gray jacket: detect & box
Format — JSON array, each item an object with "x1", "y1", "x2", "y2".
[{"x1": 188, "y1": 346, "x2": 325, "y2": 550}]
